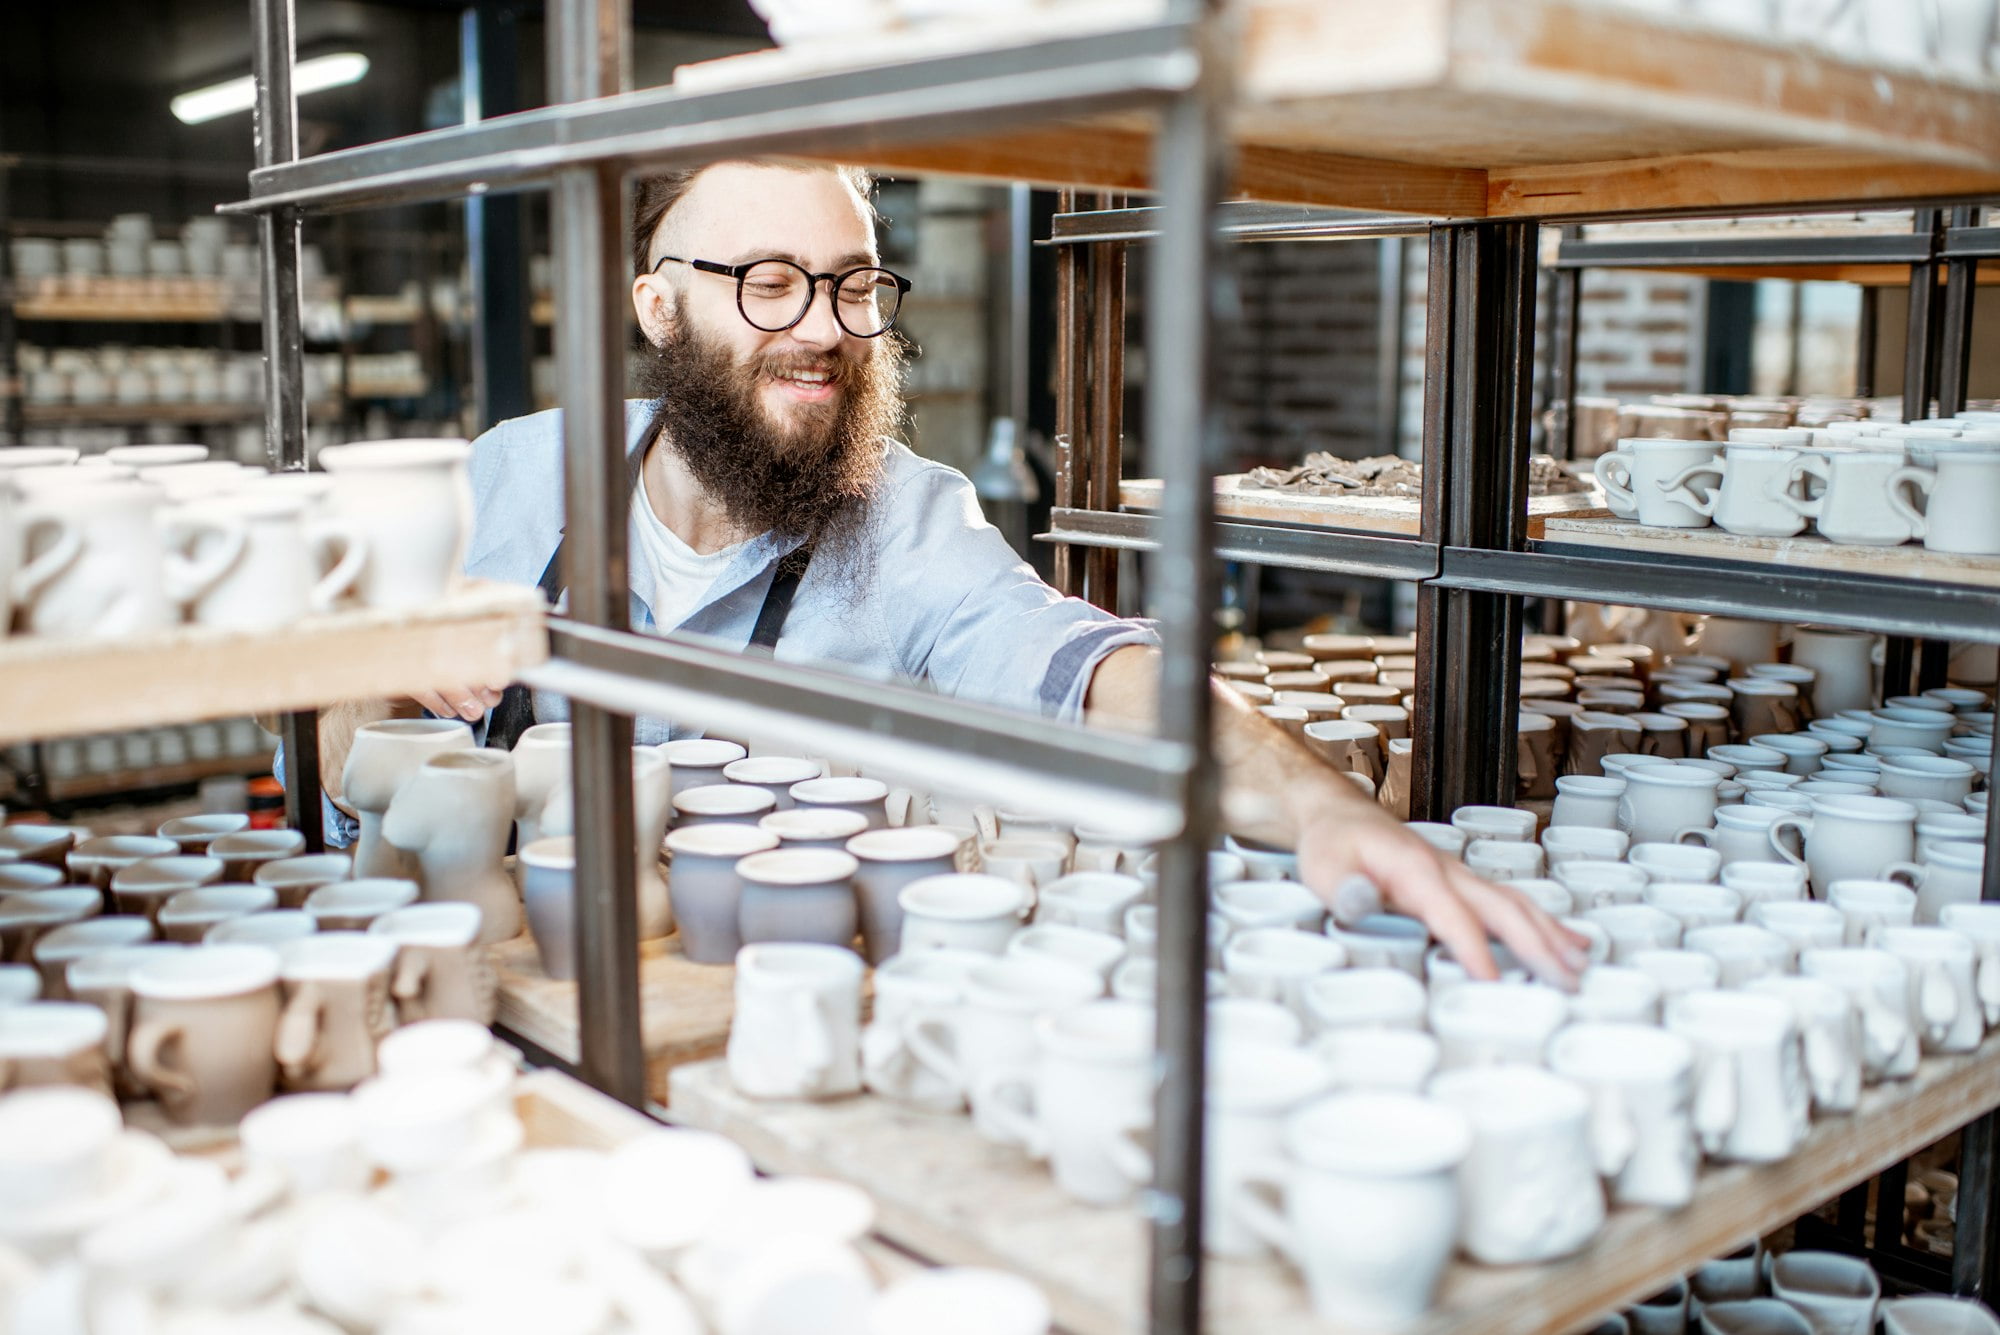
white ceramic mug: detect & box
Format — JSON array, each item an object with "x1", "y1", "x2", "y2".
[
  {"x1": 1302, "y1": 968, "x2": 1428, "y2": 1034},
  {"x1": 1682, "y1": 804, "x2": 1797, "y2": 868},
  {"x1": 1233, "y1": 1092, "x2": 1469, "y2": 1325},
  {"x1": 1799, "y1": 947, "x2": 1919, "y2": 1083},
  {"x1": 1665, "y1": 989, "x2": 1810, "y2": 1164},
  {"x1": 1782, "y1": 447, "x2": 1926, "y2": 546},
  {"x1": 726, "y1": 943, "x2": 864, "y2": 1100},
  {"x1": 1630, "y1": 841, "x2": 1722, "y2": 885},
  {"x1": 1940, "y1": 903, "x2": 2000, "y2": 1028},
  {"x1": 1885, "y1": 841, "x2": 1987, "y2": 925},
  {"x1": 168, "y1": 491, "x2": 365, "y2": 629},
  {"x1": 1427, "y1": 980, "x2": 1567, "y2": 1069},
  {"x1": 1744, "y1": 975, "x2": 1863, "y2": 1116},
  {"x1": 1547, "y1": 1021, "x2": 1699, "y2": 1208},
  {"x1": 1621, "y1": 764, "x2": 1723, "y2": 845},
  {"x1": 1879, "y1": 925, "x2": 1982, "y2": 1055},
  {"x1": 1221, "y1": 929, "x2": 1347, "y2": 1022},
  {"x1": 1542, "y1": 826, "x2": 1631, "y2": 868},
  {"x1": 316, "y1": 439, "x2": 472, "y2": 609},
  {"x1": 15, "y1": 478, "x2": 243, "y2": 637},
  {"x1": 1552, "y1": 775, "x2": 1627, "y2": 830},
  {"x1": 1770, "y1": 795, "x2": 1919, "y2": 897},
  {"x1": 1595, "y1": 439, "x2": 1723, "y2": 528},
  {"x1": 982, "y1": 1000, "x2": 1155, "y2": 1207},
  {"x1": 897, "y1": 874, "x2": 1031, "y2": 955},
  {"x1": 1829, "y1": 879, "x2": 1919, "y2": 948},
  {"x1": 1891, "y1": 448, "x2": 2000, "y2": 555},
  {"x1": 1429, "y1": 1065, "x2": 1605, "y2": 1264},
  {"x1": 1696, "y1": 442, "x2": 1810, "y2": 538},
  {"x1": 1768, "y1": 1251, "x2": 1880, "y2": 1335},
  {"x1": 860, "y1": 949, "x2": 982, "y2": 1112}
]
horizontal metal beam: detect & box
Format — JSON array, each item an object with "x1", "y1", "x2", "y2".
[
  {"x1": 1436, "y1": 544, "x2": 2000, "y2": 644},
  {"x1": 1046, "y1": 201, "x2": 1434, "y2": 246},
  {"x1": 222, "y1": 21, "x2": 1197, "y2": 216},
  {"x1": 1944, "y1": 226, "x2": 2000, "y2": 260},
  {"x1": 528, "y1": 621, "x2": 1193, "y2": 837},
  {"x1": 1552, "y1": 232, "x2": 1933, "y2": 270},
  {"x1": 1043, "y1": 506, "x2": 1437, "y2": 581}
]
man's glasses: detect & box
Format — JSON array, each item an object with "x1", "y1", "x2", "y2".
[{"x1": 651, "y1": 255, "x2": 912, "y2": 338}]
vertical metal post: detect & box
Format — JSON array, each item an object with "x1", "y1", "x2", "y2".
[
  {"x1": 250, "y1": 0, "x2": 324, "y2": 851},
  {"x1": 0, "y1": 164, "x2": 20, "y2": 448},
  {"x1": 1939, "y1": 205, "x2": 1980, "y2": 418},
  {"x1": 1412, "y1": 223, "x2": 1535, "y2": 819},
  {"x1": 1376, "y1": 236, "x2": 1408, "y2": 457},
  {"x1": 550, "y1": 0, "x2": 643, "y2": 1106},
  {"x1": 1144, "y1": 12, "x2": 1231, "y2": 1331},
  {"x1": 1052, "y1": 191, "x2": 1087, "y2": 597},
  {"x1": 1903, "y1": 209, "x2": 1943, "y2": 421},
  {"x1": 1855, "y1": 286, "x2": 1878, "y2": 399},
  {"x1": 1955, "y1": 766, "x2": 2000, "y2": 1298},
  {"x1": 1884, "y1": 637, "x2": 1917, "y2": 700},
  {"x1": 1546, "y1": 256, "x2": 1582, "y2": 461},
  {"x1": 1411, "y1": 228, "x2": 1457, "y2": 825},
  {"x1": 1086, "y1": 198, "x2": 1127, "y2": 612},
  {"x1": 462, "y1": 0, "x2": 534, "y2": 428}
]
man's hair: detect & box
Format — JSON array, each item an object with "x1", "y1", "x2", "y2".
[{"x1": 629, "y1": 162, "x2": 877, "y2": 276}]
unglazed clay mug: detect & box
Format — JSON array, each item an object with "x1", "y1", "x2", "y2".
[
  {"x1": 341, "y1": 718, "x2": 474, "y2": 880},
  {"x1": 67, "y1": 835, "x2": 177, "y2": 890},
  {"x1": 1620, "y1": 763, "x2": 1723, "y2": 845},
  {"x1": 63, "y1": 942, "x2": 182, "y2": 1098},
  {"x1": 898, "y1": 873, "x2": 1032, "y2": 955},
  {"x1": 667, "y1": 823, "x2": 779, "y2": 965},
  {"x1": 316, "y1": 438, "x2": 473, "y2": 608},
  {"x1": 1879, "y1": 925, "x2": 1982, "y2": 1055},
  {"x1": 367, "y1": 901, "x2": 496, "y2": 1025},
  {"x1": 302, "y1": 877, "x2": 417, "y2": 933},
  {"x1": 253, "y1": 853, "x2": 354, "y2": 910},
  {"x1": 1744, "y1": 975, "x2": 1863, "y2": 1117},
  {"x1": 1429, "y1": 1065, "x2": 1605, "y2": 1265},
  {"x1": 126, "y1": 943, "x2": 283, "y2": 1125},
  {"x1": 109, "y1": 855, "x2": 224, "y2": 919},
  {"x1": 735, "y1": 849, "x2": 859, "y2": 950},
  {"x1": 726, "y1": 942, "x2": 865, "y2": 1101},
  {"x1": 0, "y1": 1001, "x2": 112, "y2": 1096},
  {"x1": 206, "y1": 829, "x2": 309, "y2": 883},
  {"x1": 1665, "y1": 988, "x2": 1811, "y2": 1163},
  {"x1": 981, "y1": 999, "x2": 1156, "y2": 1207},
  {"x1": 1232, "y1": 1092, "x2": 1469, "y2": 1325},
  {"x1": 1769, "y1": 794, "x2": 1918, "y2": 897},
  {"x1": 156, "y1": 883, "x2": 277, "y2": 943},
  {"x1": 861, "y1": 949, "x2": 984, "y2": 1112},
  {"x1": 30, "y1": 915, "x2": 155, "y2": 1000},
  {"x1": 381, "y1": 748, "x2": 520, "y2": 945},
  {"x1": 167, "y1": 490, "x2": 365, "y2": 629},
  {"x1": 518, "y1": 837, "x2": 581, "y2": 980},
  {"x1": 275, "y1": 931, "x2": 399, "y2": 1093},
  {"x1": 1595, "y1": 438, "x2": 1722, "y2": 527},
  {"x1": 1427, "y1": 980, "x2": 1567, "y2": 1068},
  {"x1": 1547, "y1": 1021, "x2": 1699, "y2": 1208}
]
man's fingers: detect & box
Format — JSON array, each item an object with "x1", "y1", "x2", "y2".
[
  {"x1": 1374, "y1": 846, "x2": 1500, "y2": 982},
  {"x1": 1446, "y1": 864, "x2": 1583, "y2": 990},
  {"x1": 408, "y1": 687, "x2": 497, "y2": 722}
]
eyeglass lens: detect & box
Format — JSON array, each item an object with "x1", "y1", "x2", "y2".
[{"x1": 737, "y1": 259, "x2": 902, "y2": 336}]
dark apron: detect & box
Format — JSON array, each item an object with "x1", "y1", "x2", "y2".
[{"x1": 486, "y1": 431, "x2": 812, "y2": 751}]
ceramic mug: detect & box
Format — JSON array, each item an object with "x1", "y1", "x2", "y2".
[
  {"x1": 1233, "y1": 1092, "x2": 1469, "y2": 1325},
  {"x1": 982, "y1": 1000, "x2": 1156, "y2": 1207},
  {"x1": 1302, "y1": 968, "x2": 1429, "y2": 1034},
  {"x1": 1547, "y1": 1022, "x2": 1699, "y2": 1208},
  {"x1": 1222, "y1": 929, "x2": 1347, "y2": 1022},
  {"x1": 860, "y1": 949, "x2": 983, "y2": 1112},
  {"x1": 1429, "y1": 1065, "x2": 1605, "y2": 1264},
  {"x1": 1940, "y1": 902, "x2": 2000, "y2": 1028},
  {"x1": 126, "y1": 943, "x2": 283, "y2": 1125},
  {"x1": 1744, "y1": 975, "x2": 1863, "y2": 1116},
  {"x1": 1690, "y1": 442, "x2": 1809, "y2": 538},
  {"x1": 1595, "y1": 438, "x2": 1722, "y2": 527},
  {"x1": 846, "y1": 826, "x2": 967, "y2": 963},
  {"x1": 1542, "y1": 826, "x2": 1631, "y2": 868},
  {"x1": 316, "y1": 439, "x2": 472, "y2": 609},
  {"x1": 167, "y1": 491, "x2": 365, "y2": 629},
  {"x1": 1799, "y1": 946, "x2": 1919, "y2": 1083},
  {"x1": 1551, "y1": 775, "x2": 1627, "y2": 829},
  {"x1": 1620, "y1": 764, "x2": 1723, "y2": 845},
  {"x1": 1891, "y1": 448, "x2": 2000, "y2": 555},
  {"x1": 518, "y1": 837, "x2": 581, "y2": 981},
  {"x1": 726, "y1": 942, "x2": 865, "y2": 1100},
  {"x1": 275, "y1": 932, "x2": 398, "y2": 1092},
  {"x1": 1427, "y1": 980, "x2": 1567, "y2": 1068},
  {"x1": 0, "y1": 1002, "x2": 112, "y2": 1096},
  {"x1": 1879, "y1": 925, "x2": 1982, "y2": 1055},
  {"x1": 1770, "y1": 795, "x2": 1919, "y2": 897},
  {"x1": 366, "y1": 901, "x2": 496, "y2": 1025},
  {"x1": 1666, "y1": 989, "x2": 1811, "y2": 1163},
  {"x1": 1767, "y1": 1252, "x2": 1880, "y2": 1335},
  {"x1": 13, "y1": 478, "x2": 244, "y2": 637},
  {"x1": 1681, "y1": 804, "x2": 1797, "y2": 868},
  {"x1": 735, "y1": 849, "x2": 860, "y2": 949},
  {"x1": 898, "y1": 874, "x2": 1031, "y2": 955},
  {"x1": 1781, "y1": 447, "x2": 1925, "y2": 546},
  {"x1": 1886, "y1": 841, "x2": 1988, "y2": 925},
  {"x1": 666, "y1": 823, "x2": 779, "y2": 965}
]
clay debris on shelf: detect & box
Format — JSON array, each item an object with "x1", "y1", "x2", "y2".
[{"x1": 1240, "y1": 452, "x2": 1590, "y2": 498}]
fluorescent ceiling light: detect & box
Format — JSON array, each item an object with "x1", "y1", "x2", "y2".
[{"x1": 171, "y1": 52, "x2": 370, "y2": 125}]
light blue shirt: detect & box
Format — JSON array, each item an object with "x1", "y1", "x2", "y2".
[{"x1": 304, "y1": 401, "x2": 1157, "y2": 845}]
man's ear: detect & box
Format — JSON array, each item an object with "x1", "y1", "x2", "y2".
[{"x1": 631, "y1": 274, "x2": 676, "y2": 347}]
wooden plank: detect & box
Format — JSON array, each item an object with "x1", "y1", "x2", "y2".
[
  {"x1": 492, "y1": 931, "x2": 742, "y2": 1108},
  {"x1": 1119, "y1": 477, "x2": 1610, "y2": 538},
  {"x1": 1493, "y1": 149, "x2": 2000, "y2": 220},
  {"x1": 672, "y1": 1029, "x2": 2000, "y2": 1335},
  {"x1": 0, "y1": 581, "x2": 548, "y2": 747},
  {"x1": 1542, "y1": 517, "x2": 2000, "y2": 591}
]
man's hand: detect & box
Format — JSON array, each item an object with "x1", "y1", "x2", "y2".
[
  {"x1": 407, "y1": 684, "x2": 507, "y2": 724},
  {"x1": 1288, "y1": 771, "x2": 1589, "y2": 988}
]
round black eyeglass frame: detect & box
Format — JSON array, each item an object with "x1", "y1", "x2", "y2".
[{"x1": 651, "y1": 255, "x2": 912, "y2": 338}]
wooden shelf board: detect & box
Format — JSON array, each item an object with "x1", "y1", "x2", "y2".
[
  {"x1": 0, "y1": 581, "x2": 547, "y2": 747},
  {"x1": 1541, "y1": 516, "x2": 2000, "y2": 591},
  {"x1": 685, "y1": 0, "x2": 2000, "y2": 217},
  {"x1": 42, "y1": 755, "x2": 269, "y2": 804},
  {"x1": 492, "y1": 930, "x2": 744, "y2": 1107},
  {"x1": 1119, "y1": 476, "x2": 1609, "y2": 539},
  {"x1": 672, "y1": 1029, "x2": 2000, "y2": 1335}
]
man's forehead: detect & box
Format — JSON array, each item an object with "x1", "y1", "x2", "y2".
[{"x1": 673, "y1": 164, "x2": 877, "y2": 264}]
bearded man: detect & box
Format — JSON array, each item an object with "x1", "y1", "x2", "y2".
[{"x1": 310, "y1": 160, "x2": 1582, "y2": 982}]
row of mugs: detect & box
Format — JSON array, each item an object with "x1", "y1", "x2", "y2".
[
  {"x1": 1607, "y1": 1244, "x2": 1997, "y2": 1335},
  {"x1": 0, "y1": 437, "x2": 473, "y2": 639},
  {"x1": 1594, "y1": 418, "x2": 2000, "y2": 553}
]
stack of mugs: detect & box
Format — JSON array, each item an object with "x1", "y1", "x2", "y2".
[
  {"x1": 1212, "y1": 634, "x2": 1421, "y2": 816},
  {"x1": 0, "y1": 437, "x2": 474, "y2": 641},
  {"x1": 0, "y1": 1026, "x2": 1045, "y2": 1334},
  {"x1": 1597, "y1": 0, "x2": 2000, "y2": 81},
  {"x1": 1594, "y1": 411, "x2": 2000, "y2": 556},
  {"x1": 0, "y1": 810, "x2": 496, "y2": 1127}
]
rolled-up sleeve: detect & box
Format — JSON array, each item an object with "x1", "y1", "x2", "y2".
[{"x1": 879, "y1": 460, "x2": 1158, "y2": 721}]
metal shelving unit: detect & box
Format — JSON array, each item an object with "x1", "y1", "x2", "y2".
[{"x1": 228, "y1": 0, "x2": 2000, "y2": 1329}]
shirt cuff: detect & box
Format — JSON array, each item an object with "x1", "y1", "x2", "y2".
[
  {"x1": 271, "y1": 740, "x2": 361, "y2": 849},
  {"x1": 1038, "y1": 619, "x2": 1162, "y2": 722}
]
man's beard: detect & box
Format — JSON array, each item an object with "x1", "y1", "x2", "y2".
[{"x1": 635, "y1": 318, "x2": 906, "y2": 570}]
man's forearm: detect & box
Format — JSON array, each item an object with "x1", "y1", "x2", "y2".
[
  {"x1": 1083, "y1": 643, "x2": 1370, "y2": 848},
  {"x1": 313, "y1": 697, "x2": 406, "y2": 814}
]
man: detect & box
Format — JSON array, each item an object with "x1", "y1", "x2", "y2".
[{"x1": 314, "y1": 159, "x2": 1583, "y2": 984}]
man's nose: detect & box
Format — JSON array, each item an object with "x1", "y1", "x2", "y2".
[{"x1": 789, "y1": 279, "x2": 846, "y2": 351}]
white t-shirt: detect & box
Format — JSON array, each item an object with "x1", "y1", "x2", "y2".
[{"x1": 629, "y1": 462, "x2": 749, "y2": 631}]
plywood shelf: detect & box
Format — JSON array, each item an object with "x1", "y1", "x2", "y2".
[
  {"x1": 1540, "y1": 516, "x2": 2000, "y2": 592},
  {"x1": 0, "y1": 581, "x2": 548, "y2": 747},
  {"x1": 1119, "y1": 476, "x2": 1609, "y2": 539},
  {"x1": 677, "y1": 0, "x2": 2000, "y2": 218},
  {"x1": 671, "y1": 1028, "x2": 2000, "y2": 1335}
]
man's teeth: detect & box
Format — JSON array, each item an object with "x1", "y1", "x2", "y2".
[{"x1": 779, "y1": 370, "x2": 831, "y2": 385}]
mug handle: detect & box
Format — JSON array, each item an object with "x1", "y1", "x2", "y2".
[
  {"x1": 1588, "y1": 1085, "x2": 1638, "y2": 1180},
  {"x1": 1593, "y1": 453, "x2": 1638, "y2": 516},
  {"x1": 1917, "y1": 960, "x2": 1957, "y2": 1045},
  {"x1": 1886, "y1": 467, "x2": 1933, "y2": 541},
  {"x1": 1856, "y1": 988, "x2": 1910, "y2": 1080},
  {"x1": 1882, "y1": 861, "x2": 1926, "y2": 891},
  {"x1": 274, "y1": 980, "x2": 325, "y2": 1082},
  {"x1": 977, "y1": 1072, "x2": 1044, "y2": 1156},
  {"x1": 1772, "y1": 457, "x2": 1828, "y2": 520},
  {"x1": 1229, "y1": 1158, "x2": 1298, "y2": 1265},
  {"x1": 126, "y1": 1018, "x2": 197, "y2": 1102},
  {"x1": 1766, "y1": 816, "x2": 1810, "y2": 868},
  {"x1": 390, "y1": 947, "x2": 431, "y2": 1016},
  {"x1": 11, "y1": 513, "x2": 84, "y2": 603},
  {"x1": 788, "y1": 990, "x2": 834, "y2": 1085},
  {"x1": 306, "y1": 520, "x2": 369, "y2": 614},
  {"x1": 1659, "y1": 459, "x2": 1726, "y2": 518},
  {"x1": 1975, "y1": 949, "x2": 2000, "y2": 1029},
  {"x1": 1800, "y1": 1021, "x2": 1846, "y2": 1111},
  {"x1": 164, "y1": 514, "x2": 248, "y2": 606},
  {"x1": 903, "y1": 1013, "x2": 963, "y2": 1096},
  {"x1": 1692, "y1": 1051, "x2": 1738, "y2": 1157},
  {"x1": 1108, "y1": 1123, "x2": 1154, "y2": 1189},
  {"x1": 1675, "y1": 826, "x2": 1718, "y2": 848}
]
